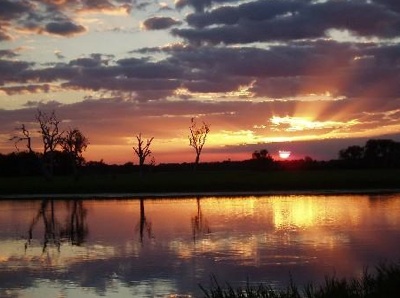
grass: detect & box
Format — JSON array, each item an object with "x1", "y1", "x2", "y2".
[
  {"x1": 1, "y1": 168, "x2": 400, "y2": 197},
  {"x1": 199, "y1": 262, "x2": 400, "y2": 298}
]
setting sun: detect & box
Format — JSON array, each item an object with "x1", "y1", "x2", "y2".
[{"x1": 279, "y1": 150, "x2": 291, "y2": 159}]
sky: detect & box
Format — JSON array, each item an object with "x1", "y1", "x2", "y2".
[{"x1": 1, "y1": 0, "x2": 400, "y2": 164}]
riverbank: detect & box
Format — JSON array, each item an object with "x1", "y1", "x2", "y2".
[
  {"x1": 200, "y1": 262, "x2": 400, "y2": 298},
  {"x1": 1, "y1": 168, "x2": 400, "y2": 198}
]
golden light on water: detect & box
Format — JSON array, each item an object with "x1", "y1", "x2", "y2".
[{"x1": 272, "y1": 198, "x2": 320, "y2": 229}]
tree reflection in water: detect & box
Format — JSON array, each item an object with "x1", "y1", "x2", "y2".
[
  {"x1": 191, "y1": 197, "x2": 211, "y2": 242},
  {"x1": 135, "y1": 198, "x2": 153, "y2": 244},
  {"x1": 25, "y1": 199, "x2": 88, "y2": 252},
  {"x1": 64, "y1": 200, "x2": 88, "y2": 246}
]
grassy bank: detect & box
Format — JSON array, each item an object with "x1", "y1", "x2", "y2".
[
  {"x1": 200, "y1": 262, "x2": 400, "y2": 298},
  {"x1": 1, "y1": 168, "x2": 400, "y2": 197}
]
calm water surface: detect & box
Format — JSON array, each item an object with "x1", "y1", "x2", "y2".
[{"x1": 1, "y1": 194, "x2": 400, "y2": 297}]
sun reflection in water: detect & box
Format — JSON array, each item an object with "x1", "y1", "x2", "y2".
[{"x1": 2, "y1": 196, "x2": 400, "y2": 297}]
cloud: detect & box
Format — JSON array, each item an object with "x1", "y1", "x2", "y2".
[
  {"x1": 0, "y1": 0, "x2": 133, "y2": 40},
  {"x1": 2, "y1": 0, "x2": 400, "y2": 163},
  {"x1": 374, "y1": 0, "x2": 400, "y2": 13},
  {"x1": 185, "y1": 0, "x2": 306, "y2": 28},
  {"x1": 173, "y1": 0, "x2": 400, "y2": 44},
  {"x1": 142, "y1": 17, "x2": 182, "y2": 30},
  {"x1": 1, "y1": 89, "x2": 400, "y2": 163},
  {"x1": 0, "y1": 49, "x2": 18, "y2": 58},
  {"x1": 0, "y1": 83, "x2": 52, "y2": 95},
  {"x1": 0, "y1": 30, "x2": 12, "y2": 41},
  {"x1": 1, "y1": 37, "x2": 400, "y2": 103},
  {"x1": 54, "y1": 50, "x2": 65, "y2": 59},
  {"x1": 0, "y1": 59, "x2": 34, "y2": 85},
  {"x1": 175, "y1": 0, "x2": 239, "y2": 13},
  {"x1": 0, "y1": 0, "x2": 32, "y2": 20},
  {"x1": 45, "y1": 21, "x2": 86, "y2": 36}
]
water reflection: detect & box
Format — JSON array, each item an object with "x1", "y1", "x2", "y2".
[
  {"x1": 135, "y1": 198, "x2": 154, "y2": 244},
  {"x1": 0, "y1": 195, "x2": 400, "y2": 298},
  {"x1": 26, "y1": 200, "x2": 88, "y2": 252},
  {"x1": 191, "y1": 197, "x2": 211, "y2": 242}
]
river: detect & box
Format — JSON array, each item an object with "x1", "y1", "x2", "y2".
[{"x1": 1, "y1": 194, "x2": 400, "y2": 297}]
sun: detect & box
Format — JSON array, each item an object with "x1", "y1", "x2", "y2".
[{"x1": 278, "y1": 150, "x2": 291, "y2": 159}]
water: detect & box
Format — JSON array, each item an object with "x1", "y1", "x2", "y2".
[{"x1": 1, "y1": 194, "x2": 400, "y2": 297}]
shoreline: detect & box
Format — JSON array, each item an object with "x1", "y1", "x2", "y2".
[{"x1": 2, "y1": 188, "x2": 400, "y2": 200}]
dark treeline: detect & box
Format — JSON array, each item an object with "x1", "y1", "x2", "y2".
[{"x1": 2, "y1": 138, "x2": 400, "y2": 177}]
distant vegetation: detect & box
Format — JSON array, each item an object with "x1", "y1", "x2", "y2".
[
  {"x1": 8, "y1": 109, "x2": 88, "y2": 180},
  {"x1": 1, "y1": 138, "x2": 400, "y2": 178},
  {"x1": 2, "y1": 109, "x2": 400, "y2": 179}
]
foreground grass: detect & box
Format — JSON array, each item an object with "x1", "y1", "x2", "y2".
[
  {"x1": 1, "y1": 169, "x2": 400, "y2": 197},
  {"x1": 200, "y1": 262, "x2": 400, "y2": 298}
]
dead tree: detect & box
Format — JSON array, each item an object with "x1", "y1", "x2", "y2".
[
  {"x1": 188, "y1": 117, "x2": 210, "y2": 170},
  {"x1": 133, "y1": 133, "x2": 154, "y2": 174},
  {"x1": 10, "y1": 124, "x2": 33, "y2": 153},
  {"x1": 36, "y1": 110, "x2": 64, "y2": 178}
]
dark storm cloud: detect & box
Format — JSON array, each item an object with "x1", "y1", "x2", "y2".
[
  {"x1": 173, "y1": 0, "x2": 400, "y2": 44},
  {"x1": 142, "y1": 17, "x2": 182, "y2": 30}
]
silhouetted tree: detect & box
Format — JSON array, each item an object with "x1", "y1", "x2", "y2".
[
  {"x1": 61, "y1": 128, "x2": 89, "y2": 178},
  {"x1": 252, "y1": 150, "x2": 261, "y2": 159},
  {"x1": 133, "y1": 133, "x2": 154, "y2": 175},
  {"x1": 364, "y1": 139, "x2": 400, "y2": 167},
  {"x1": 10, "y1": 124, "x2": 33, "y2": 153},
  {"x1": 250, "y1": 148, "x2": 273, "y2": 170},
  {"x1": 188, "y1": 117, "x2": 210, "y2": 170},
  {"x1": 252, "y1": 149, "x2": 273, "y2": 161},
  {"x1": 338, "y1": 139, "x2": 400, "y2": 168},
  {"x1": 339, "y1": 145, "x2": 364, "y2": 160},
  {"x1": 36, "y1": 110, "x2": 64, "y2": 178}
]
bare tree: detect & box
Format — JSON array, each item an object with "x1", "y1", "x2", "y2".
[
  {"x1": 61, "y1": 128, "x2": 89, "y2": 178},
  {"x1": 188, "y1": 117, "x2": 210, "y2": 170},
  {"x1": 36, "y1": 110, "x2": 64, "y2": 178},
  {"x1": 133, "y1": 133, "x2": 154, "y2": 174},
  {"x1": 10, "y1": 124, "x2": 33, "y2": 153}
]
